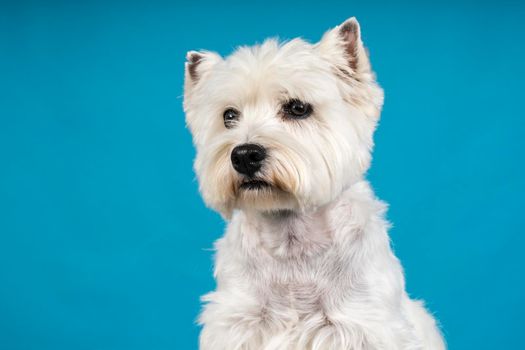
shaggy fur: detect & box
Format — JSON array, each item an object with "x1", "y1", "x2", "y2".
[{"x1": 183, "y1": 17, "x2": 445, "y2": 350}]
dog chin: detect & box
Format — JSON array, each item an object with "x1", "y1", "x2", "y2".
[{"x1": 234, "y1": 179, "x2": 297, "y2": 212}]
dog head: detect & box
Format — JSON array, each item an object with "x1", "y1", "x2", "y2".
[{"x1": 183, "y1": 18, "x2": 383, "y2": 218}]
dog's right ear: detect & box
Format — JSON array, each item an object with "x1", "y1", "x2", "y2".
[{"x1": 184, "y1": 50, "x2": 222, "y2": 94}]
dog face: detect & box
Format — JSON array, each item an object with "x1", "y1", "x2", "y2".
[{"x1": 184, "y1": 18, "x2": 383, "y2": 217}]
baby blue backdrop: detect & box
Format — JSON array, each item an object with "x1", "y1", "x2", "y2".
[{"x1": 1, "y1": 0, "x2": 524, "y2": 349}]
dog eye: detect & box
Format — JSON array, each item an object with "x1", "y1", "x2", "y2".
[
  {"x1": 223, "y1": 108, "x2": 240, "y2": 128},
  {"x1": 282, "y1": 99, "x2": 313, "y2": 119}
]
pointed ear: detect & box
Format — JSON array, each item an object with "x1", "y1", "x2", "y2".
[
  {"x1": 184, "y1": 50, "x2": 222, "y2": 93},
  {"x1": 317, "y1": 17, "x2": 372, "y2": 78},
  {"x1": 318, "y1": 18, "x2": 384, "y2": 120}
]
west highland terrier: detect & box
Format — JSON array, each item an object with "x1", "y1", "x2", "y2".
[{"x1": 183, "y1": 17, "x2": 445, "y2": 350}]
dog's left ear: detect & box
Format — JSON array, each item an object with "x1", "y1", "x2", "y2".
[
  {"x1": 317, "y1": 17, "x2": 372, "y2": 80},
  {"x1": 317, "y1": 17, "x2": 384, "y2": 120}
]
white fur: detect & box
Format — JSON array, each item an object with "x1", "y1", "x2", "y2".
[{"x1": 184, "y1": 17, "x2": 445, "y2": 350}]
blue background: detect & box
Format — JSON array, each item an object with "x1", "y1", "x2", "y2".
[{"x1": 1, "y1": 0, "x2": 524, "y2": 349}]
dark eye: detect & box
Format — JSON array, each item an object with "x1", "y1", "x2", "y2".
[
  {"x1": 223, "y1": 108, "x2": 240, "y2": 128},
  {"x1": 282, "y1": 99, "x2": 313, "y2": 119}
]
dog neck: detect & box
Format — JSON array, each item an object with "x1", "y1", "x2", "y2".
[
  {"x1": 235, "y1": 181, "x2": 384, "y2": 261},
  {"x1": 240, "y1": 196, "x2": 338, "y2": 260}
]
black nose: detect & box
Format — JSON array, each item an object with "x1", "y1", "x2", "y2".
[{"x1": 231, "y1": 144, "x2": 266, "y2": 176}]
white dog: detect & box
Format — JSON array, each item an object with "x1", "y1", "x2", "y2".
[{"x1": 183, "y1": 17, "x2": 445, "y2": 350}]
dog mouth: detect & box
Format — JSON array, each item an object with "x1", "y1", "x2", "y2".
[{"x1": 239, "y1": 179, "x2": 271, "y2": 190}]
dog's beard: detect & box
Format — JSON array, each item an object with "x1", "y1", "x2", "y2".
[{"x1": 233, "y1": 174, "x2": 297, "y2": 212}]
